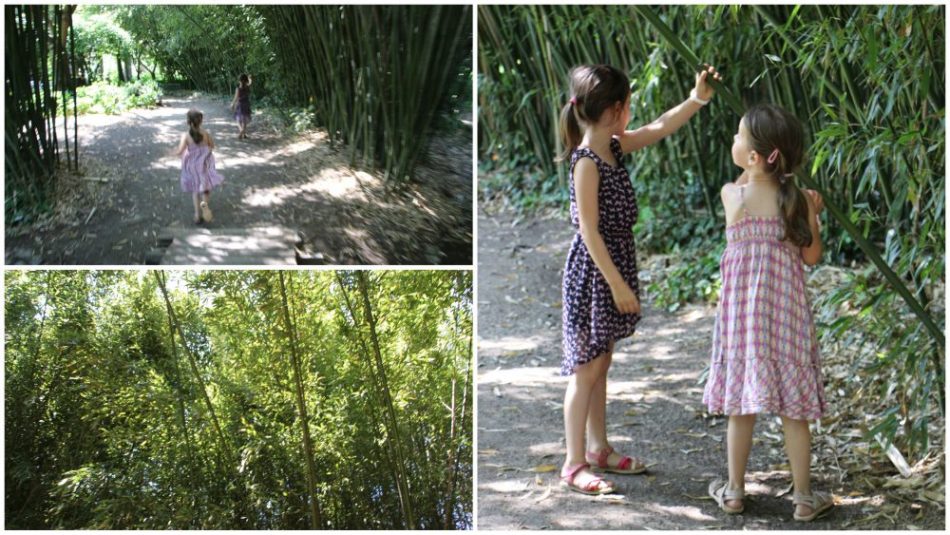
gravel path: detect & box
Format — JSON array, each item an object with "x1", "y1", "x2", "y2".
[{"x1": 6, "y1": 94, "x2": 471, "y2": 265}]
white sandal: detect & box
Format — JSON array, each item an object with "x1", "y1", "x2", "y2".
[
  {"x1": 793, "y1": 491, "x2": 833, "y2": 521},
  {"x1": 708, "y1": 478, "x2": 745, "y2": 514}
]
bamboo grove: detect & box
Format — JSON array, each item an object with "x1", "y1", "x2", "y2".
[
  {"x1": 5, "y1": 270, "x2": 473, "y2": 529},
  {"x1": 258, "y1": 5, "x2": 471, "y2": 183},
  {"x1": 479, "y1": 5, "x2": 944, "y2": 460},
  {"x1": 5, "y1": 5, "x2": 471, "y2": 223},
  {"x1": 5, "y1": 5, "x2": 80, "y2": 222}
]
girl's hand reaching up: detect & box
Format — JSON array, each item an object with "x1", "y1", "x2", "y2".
[
  {"x1": 805, "y1": 189, "x2": 824, "y2": 214},
  {"x1": 694, "y1": 63, "x2": 722, "y2": 102},
  {"x1": 610, "y1": 281, "x2": 641, "y2": 315}
]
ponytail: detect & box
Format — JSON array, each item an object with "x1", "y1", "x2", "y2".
[
  {"x1": 186, "y1": 109, "x2": 204, "y2": 145},
  {"x1": 557, "y1": 101, "x2": 582, "y2": 162},
  {"x1": 777, "y1": 177, "x2": 812, "y2": 247}
]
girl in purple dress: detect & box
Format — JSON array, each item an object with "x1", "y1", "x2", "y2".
[
  {"x1": 704, "y1": 104, "x2": 831, "y2": 521},
  {"x1": 557, "y1": 64, "x2": 720, "y2": 495},
  {"x1": 176, "y1": 109, "x2": 225, "y2": 224},
  {"x1": 230, "y1": 73, "x2": 252, "y2": 139}
]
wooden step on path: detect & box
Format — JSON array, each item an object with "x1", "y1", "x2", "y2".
[{"x1": 146, "y1": 225, "x2": 326, "y2": 265}]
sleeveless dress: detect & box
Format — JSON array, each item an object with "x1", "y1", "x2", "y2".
[
  {"x1": 180, "y1": 139, "x2": 225, "y2": 193},
  {"x1": 234, "y1": 86, "x2": 251, "y2": 123},
  {"x1": 703, "y1": 188, "x2": 826, "y2": 420},
  {"x1": 561, "y1": 138, "x2": 641, "y2": 376}
]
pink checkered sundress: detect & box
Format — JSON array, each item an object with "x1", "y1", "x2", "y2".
[{"x1": 703, "y1": 192, "x2": 826, "y2": 420}]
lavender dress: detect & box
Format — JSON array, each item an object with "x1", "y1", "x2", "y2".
[
  {"x1": 703, "y1": 193, "x2": 826, "y2": 420},
  {"x1": 561, "y1": 138, "x2": 641, "y2": 376},
  {"x1": 180, "y1": 139, "x2": 225, "y2": 193}
]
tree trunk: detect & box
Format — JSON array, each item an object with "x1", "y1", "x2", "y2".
[{"x1": 277, "y1": 272, "x2": 323, "y2": 529}]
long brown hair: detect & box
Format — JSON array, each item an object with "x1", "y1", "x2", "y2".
[
  {"x1": 186, "y1": 109, "x2": 204, "y2": 144},
  {"x1": 557, "y1": 64, "x2": 630, "y2": 161},
  {"x1": 743, "y1": 103, "x2": 811, "y2": 246}
]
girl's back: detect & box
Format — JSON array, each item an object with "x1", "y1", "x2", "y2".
[
  {"x1": 706, "y1": 178, "x2": 824, "y2": 420},
  {"x1": 180, "y1": 129, "x2": 224, "y2": 193}
]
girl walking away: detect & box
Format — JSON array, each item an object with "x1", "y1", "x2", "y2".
[
  {"x1": 177, "y1": 109, "x2": 225, "y2": 224},
  {"x1": 558, "y1": 63, "x2": 721, "y2": 495},
  {"x1": 703, "y1": 103, "x2": 832, "y2": 521},
  {"x1": 230, "y1": 73, "x2": 252, "y2": 139}
]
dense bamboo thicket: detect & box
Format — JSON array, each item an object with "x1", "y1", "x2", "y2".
[
  {"x1": 5, "y1": 5, "x2": 79, "y2": 222},
  {"x1": 258, "y1": 5, "x2": 471, "y2": 183},
  {"x1": 5, "y1": 270, "x2": 473, "y2": 529},
  {"x1": 479, "y1": 5, "x2": 943, "y2": 462}
]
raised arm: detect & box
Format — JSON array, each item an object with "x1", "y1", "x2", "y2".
[
  {"x1": 619, "y1": 64, "x2": 721, "y2": 154},
  {"x1": 575, "y1": 158, "x2": 640, "y2": 314}
]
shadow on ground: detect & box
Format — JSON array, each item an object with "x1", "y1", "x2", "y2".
[{"x1": 6, "y1": 93, "x2": 471, "y2": 265}]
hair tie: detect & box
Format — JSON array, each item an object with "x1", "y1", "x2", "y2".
[
  {"x1": 778, "y1": 173, "x2": 794, "y2": 184},
  {"x1": 767, "y1": 148, "x2": 780, "y2": 165},
  {"x1": 569, "y1": 96, "x2": 577, "y2": 106}
]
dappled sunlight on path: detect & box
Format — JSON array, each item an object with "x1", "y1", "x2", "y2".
[{"x1": 7, "y1": 93, "x2": 472, "y2": 265}]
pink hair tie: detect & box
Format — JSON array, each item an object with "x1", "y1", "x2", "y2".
[
  {"x1": 767, "y1": 148, "x2": 780, "y2": 165},
  {"x1": 569, "y1": 96, "x2": 577, "y2": 106}
]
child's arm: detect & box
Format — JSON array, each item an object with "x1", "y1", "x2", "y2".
[
  {"x1": 800, "y1": 189, "x2": 823, "y2": 265},
  {"x1": 574, "y1": 158, "x2": 641, "y2": 315},
  {"x1": 175, "y1": 133, "x2": 188, "y2": 157},
  {"x1": 618, "y1": 65, "x2": 721, "y2": 154},
  {"x1": 230, "y1": 88, "x2": 239, "y2": 111},
  {"x1": 205, "y1": 131, "x2": 215, "y2": 151}
]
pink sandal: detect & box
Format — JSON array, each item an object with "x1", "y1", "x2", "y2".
[
  {"x1": 559, "y1": 463, "x2": 616, "y2": 495},
  {"x1": 586, "y1": 446, "x2": 647, "y2": 474}
]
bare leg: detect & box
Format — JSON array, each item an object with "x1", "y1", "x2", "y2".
[
  {"x1": 726, "y1": 414, "x2": 756, "y2": 509},
  {"x1": 192, "y1": 192, "x2": 201, "y2": 222},
  {"x1": 585, "y1": 351, "x2": 610, "y2": 454},
  {"x1": 781, "y1": 416, "x2": 813, "y2": 517},
  {"x1": 563, "y1": 354, "x2": 612, "y2": 490}
]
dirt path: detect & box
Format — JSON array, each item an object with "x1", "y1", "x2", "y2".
[
  {"x1": 6, "y1": 94, "x2": 471, "y2": 265},
  {"x1": 476, "y1": 208, "x2": 937, "y2": 530}
]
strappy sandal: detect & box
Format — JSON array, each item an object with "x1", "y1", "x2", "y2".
[
  {"x1": 708, "y1": 478, "x2": 745, "y2": 514},
  {"x1": 792, "y1": 491, "x2": 833, "y2": 521},
  {"x1": 559, "y1": 463, "x2": 616, "y2": 495},
  {"x1": 586, "y1": 446, "x2": 647, "y2": 475},
  {"x1": 200, "y1": 201, "x2": 213, "y2": 223}
]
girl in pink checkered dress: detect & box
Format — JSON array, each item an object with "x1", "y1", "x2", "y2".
[{"x1": 703, "y1": 104, "x2": 832, "y2": 522}]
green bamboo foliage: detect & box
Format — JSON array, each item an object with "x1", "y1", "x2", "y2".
[
  {"x1": 5, "y1": 5, "x2": 79, "y2": 221},
  {"x1": 6, "y1": 270, "x2": 473, "y2": 529},
  {"x1": 259, "y1": 5, "x2": 470, "y2": 184}
]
